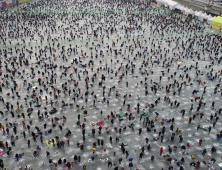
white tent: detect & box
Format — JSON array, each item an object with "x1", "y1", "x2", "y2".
[
  {"x1": 207, "y1": 16, "x2": 216, "y2": 24},
  {"x1": 198, "y1": 12, "x2": 204, "y2": 21},
  {"x1": 179, "y1": 6, "x2": 185, "y2": 10},
  {"x1": 160, "y1": 0, "x2": 167, "y2": 4},
  {"x1": 193, "y1": 10, "x2": 198, "y2": 16},
  {"x1": 176, "y1": 5, "x2": 185, "y2": 12},
  {"x1": 160, "y1": 0, "x2": 179, "y2": 8},
  {"x1": 203, "y1": 13, "x2": 212, "y2": 20},
  {"x1": 175, "y1": 4, "x2": 181, "y2": 9},
  {"x1": 184, "y1": 8, "x2": 190, "y2": 14},
  {"x1": 195, "y1": 11, "x2": 203, "y2": 17},
  {"x1": 190, "y1": 9, "x2": 194, "y2": 14},
  {"x1": 162, "y1": 0, "x2": 169, "y2": 7},
  {"x1": 201, "y1": 12, "x2": 208, "y2": 19},
  {"x1": 175, "y1": 4, "x2": 181, "y2": 8},
  {"x1": 185, "y1": 8, "x2": 194, "y2": 15},
  {"x1": 168, "y1": 1, "x2": 180, "y2": 10}
]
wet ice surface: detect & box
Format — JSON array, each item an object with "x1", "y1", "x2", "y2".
[{"x1": 1, "y1": 1, "x2": 222, "y2": 170}]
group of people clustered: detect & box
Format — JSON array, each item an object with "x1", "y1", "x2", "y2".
[{"x1": 0, "y1": 0, "x2": 222, "y2": 169}]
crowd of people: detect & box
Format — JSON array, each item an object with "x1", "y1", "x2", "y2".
[{"x1": 0, "y1": 0, "x2": 222, "y2": 169}]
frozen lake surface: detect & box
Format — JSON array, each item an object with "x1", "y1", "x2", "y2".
[{"x1": 0, "y1": 0, "x2": 222, "y2": 170}]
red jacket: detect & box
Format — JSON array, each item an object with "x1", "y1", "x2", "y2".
[{"x1": 160, "y1": 148, "x2": 163, "y2": 153}]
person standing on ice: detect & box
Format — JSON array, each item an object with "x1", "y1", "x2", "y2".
[
  {"x1": 139, "y1": 152, "x2": 143, "y2": 160},
  {"x1": 160, "y1": 147, "x2": 163, "y2": 156},
  {"x1": 27, "y1": 140, "x2": 30, "y2": 148},
  {"x1": 109, "y1": 136, "x2": 112, "y2": 144},
  {"x1": 138, "y1": 128, "x2": 142, "y2": 135},
  {"x1": 108, "y1": 161, "x2": 112, "y2": 168}
]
